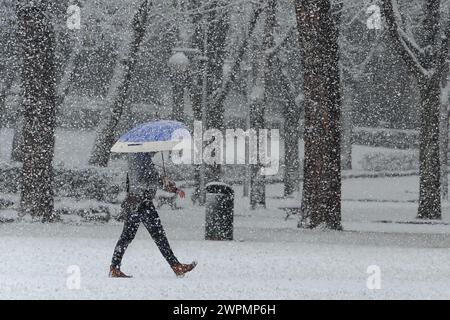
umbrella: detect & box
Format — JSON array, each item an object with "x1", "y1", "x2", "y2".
[
  {"x1": 111, "y1": 120, "x2": 190, "y2": 153},
  {"x1": 111, "y1": 120, "x2": 191, "y2": 174}
]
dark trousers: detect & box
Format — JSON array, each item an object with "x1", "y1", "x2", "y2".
[{"x1": 111, "y1": 200, "x2": 179, "y2": 268}]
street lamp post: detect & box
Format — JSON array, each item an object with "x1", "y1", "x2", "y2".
[
  {"x1": 168, "y1": 43, "x2": 208, "y2": 205},
  {"x1": 168, "y1": 50, "x2": 190, "y2": 122}
]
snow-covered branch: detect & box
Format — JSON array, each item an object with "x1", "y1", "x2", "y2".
[
  {"x1": 211, "y1": 4, "x2": 264, "y2": 108},
  {"x1": 382, "y1": 0, "x2": 430, "y2": 79}
]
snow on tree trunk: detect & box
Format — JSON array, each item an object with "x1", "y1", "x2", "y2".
[
  {"x1": 17, "y1": 1, "x2": 57, "y2": 222},
  {"x1": 89, "y1": 0, "x2": 150, "y2": 167},
  {"x1": 296, "y1": 0, "x2": 343, "y2": 230}
]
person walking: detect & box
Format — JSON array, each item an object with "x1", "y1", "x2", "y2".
[{"x1": 109, "y1": 152, "x2": 197, "y2": 278}]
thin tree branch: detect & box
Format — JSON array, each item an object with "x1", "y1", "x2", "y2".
[
  {"x1": 211, "y1": 4, "x2": 264, "y2": 107},
  {"x1": 382, "y1": 0, "x2": 430, "y2": 79},
  {"x1": 436, "y1": 14, "x2": 450, "y2": 83}
]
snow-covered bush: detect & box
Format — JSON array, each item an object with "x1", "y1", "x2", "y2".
[
  {"x1": 0, "y1": 164, "x2": 120, "y2": 203},
  {"x1": 55, "y1": 205, "x2": 111, "y2": 223},
  {"x1": 0, "y1": 198, "x2": 14, "y2": 209},
  {"x1": 353, "y1": 127, "x2": 419, "y2": 149},
  {"x1": 0, "y1": 164, "x2": 21, "y2": 193},
  {"x1": 359, "y1": 150, "x2": 419, "y2": 172},
  {"x1": 53, "y1": 167, "x2": 120, "y2": 202}
]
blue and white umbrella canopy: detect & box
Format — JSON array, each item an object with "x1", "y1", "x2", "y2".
[{"x1": 111, "y1": 120, "x2": 191, "y2": 153}]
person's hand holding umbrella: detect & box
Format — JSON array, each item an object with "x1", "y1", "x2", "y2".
[{"x1": 162, "y1": 176, "x2": 186, "y2": 199}]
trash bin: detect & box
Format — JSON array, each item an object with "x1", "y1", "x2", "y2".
[{"x1": 205, "y1": 182, "x2": 234, "y2": 241}]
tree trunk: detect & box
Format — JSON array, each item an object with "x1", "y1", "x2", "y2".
[
  {"x1": 250, "y1": 0, "x2": 276, "y2": 209},
  {"x1": 341, "y1": 102, "x2": 353, "y2": 170},
  {"x1": 11, "y1": 82, "x2": 24, "y2": 163},
  {"x1": 283, "y1": 102, "x2": 300, "y2": 197},
  {"x1": 189, "y1": 0, "x2": 206, "y2": 205},
  {"x1": 250, "y1": 98, "x2": 266, "y2": 209},
  {"x1": 279, "y1": 68, "x2": 300, "y2": 197},
  {"x1": 440, "y1": 76, "x2": 450, "y2": 201},
  {"x1": 89, "y1": 0, "x2": 150, "y2": 167},
  {"x1": 11, "y1": 103, "x2": 24, "y2": 162},
  {"x1": 418, "y1": 77, "x2": 442, "y2": 219},
  {"x1": 296, "y1": 0, "x2": 343, "y2": 230},
  {"x1": 195, "y1": 2, "x2": 262, "y2": 202},
  {"x1": 17, "y1": 1, "x2": 57, "y2": 222},
  {"x1": 0, "y1": 70, "x2": 15, "y2": 128},
  {"x1": 204, "y1": 0, "x2": 230, "y2": 182},
  {"x1": 416, "y1": 0, "x2": 443, "y2": 219},
  {"x1": 382, "y1": 0, "x2": 448, "y2": 219},
  {"x1": 56, "y1": 32, "x2": 82, "y2": 106},
  {"x1": 0, "y1": 16, "x2": 18, "y2": 129},
  {"x1": 170, "y1": 71, "x2": 186, "y2": 123},
  {"x1": 440, "y1": 83, "x2": 449, "y2": 201},
  {"x1": 341, "y1": 69, "x2": 353, "y2": 170}
]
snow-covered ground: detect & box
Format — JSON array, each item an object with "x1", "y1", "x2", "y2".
[
  {"x1": 2, "y1": 128, "x2": 450, "y2": 299},
  {"x1": 2, "y1": 182, "x2": 450, "y2": 300},
  {"x1": 2, "y1": 225, "x2": 450, "y2": 300}
]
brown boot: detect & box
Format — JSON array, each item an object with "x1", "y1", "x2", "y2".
[
  {"x1": 172, "y1": 261, "x2": 197, "y2": 278},
  {"x1": 109, "y1": 266, "x2": 132, "y2": 278}
]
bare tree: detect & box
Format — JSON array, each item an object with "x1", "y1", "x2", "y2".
[
  {"x1": 190, "y1": 1, "x2": 263, "y2": 204},
  {"x1": 248, "y1": 0, "x2": 277, "y2": 209},
  {"x1": 89, "y1": 0, "x2": 150, "y2": 167},
  {"x1": 17, "y1": 0, "x2": 57, "y2": 222},
  {"x1": 203, "y1": 0, "x2": 230, "y2": 182},
  {"x1": 382, "y1": 0, "x2": 450, "y2": 219},
  {"x1": 296, "y1": 0, "x2": 343, "y2": 230}
]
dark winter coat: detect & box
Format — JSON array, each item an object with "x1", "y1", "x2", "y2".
[{"x1": 127, "y1": 153, "x2": 163, "y2": 201}]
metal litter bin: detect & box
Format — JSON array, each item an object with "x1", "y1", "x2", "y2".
[{"x1": 205, "y1": 182, "x2": 234, "y2": 240}]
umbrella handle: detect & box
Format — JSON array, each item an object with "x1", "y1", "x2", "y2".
[{"x1": 161, "y1": 152, "x2": 167, "y2": 177}]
